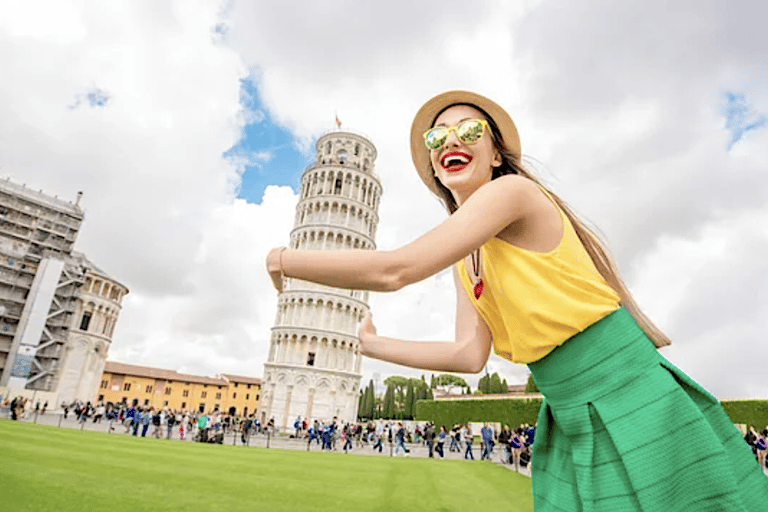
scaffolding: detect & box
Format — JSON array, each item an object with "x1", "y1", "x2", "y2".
[{"x1": 0, "y1": 179, "x2": 85, "y2": 391}]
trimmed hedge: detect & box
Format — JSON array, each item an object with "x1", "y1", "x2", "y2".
[
  {"x1": 720, "y1": 400, "x2": 768, "y2": 429},
  {"x1": 415, "y1": 398, "x2": 768, "y2": 430},
  {"x1": 414, "y1": 397, "x2": 542, "y2": 428}
]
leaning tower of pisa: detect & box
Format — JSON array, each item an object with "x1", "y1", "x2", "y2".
[{"x1": 260, "y1": 130, "x2": 382, "y2": 432}]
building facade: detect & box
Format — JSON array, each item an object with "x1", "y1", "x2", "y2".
[
  {"x1": 98, "y1": 361, "x2": 261, "y2": 416},
  {"x1": 0, "y1": 178, "x2": 127, "y2": 406},
  {"x1": 56, "y1": 254, "x2": 128, "y2": 404},
  {"x1": 261, "y1": 130, "x2": 382, "y2": 432}
]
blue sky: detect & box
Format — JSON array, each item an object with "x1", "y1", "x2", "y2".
[
  {"x1": 226, "y1": 79, "x2": 311, "y2": 204},
  {"x1": 724, "y1": 92, "x2": 766, "y2": 151}
]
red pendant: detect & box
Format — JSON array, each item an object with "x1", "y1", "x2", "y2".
[{"x1": 474, "y1": 279, "x2": 484, "y2": 299}]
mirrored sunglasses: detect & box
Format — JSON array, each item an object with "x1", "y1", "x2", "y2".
[{"x1": 423, "y1": 119, "x2": 489, "y2": 151}]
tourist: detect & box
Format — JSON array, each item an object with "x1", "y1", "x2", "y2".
[
  {"x1": 463, "y1": 424, "x2": 474, "y2": 460},
  {"x1": 424, "y1": 422, "x2": 435, "y2": 458},
  {"x1": 294, "y1": 416, "x2": 302, "y2": 438},
  {"x1": 436, "y1": 425, "x2": 446, "y2": 459},
  {"x1": 480, "y1": 423, "x2": 494, "y2": 460},
  {"x1": 510, "y1": 428, "x2": 524, "y2": 472},
  {"x1": 756, "y1": 429, "x2": 767, "y2": 469},
  {"x1": 449, "y1": 425, "x2": 460, "y2": 452},
  {"x1": 498, "y1": 424, "x2": 511, "y2": 464},
  {"x1": 394, "y1": 422, "x2": 410, "y2": 456},
  {"x1": 140, "y1": 407, "x2": 151, "y2": 437}
]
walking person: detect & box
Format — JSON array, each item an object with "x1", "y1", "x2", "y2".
[
  {"x1": 436, "y1": 425, "x2": 447, "y2": 459},
  {"x1": 140, "y1": 408, "x2": 151, "y2": 437},
  {"x1": 343, "y1": 423, "x2": 354, "y2": 453},
  {"x1": 424, "y1": 422, "x2": 435, "y2": 458},
  {"x1": 394, "y1": 422, "x2": 410, "y2": 456},
  {"x1": 372, "y1": 426, "x2": 384, "y2": 453},
  {"x1": 266, "y1": 90, "x2": 768, "y2": 510},
  {"x1": 480, "y1": 423, "x2": 494, "y2": 460},
  {"x1": 449, "y1": 425, "x2": 460, "y2": 453},
  {"x1": 498, "y1": 424, "x2": 512, "y2": 464},
  {"x1": 294, "y1": 416, "x2": 302, "y2": 438},
  {"x1": 463, "y1": 424, "x2": 474, "y2": 460},
  {"x1": 166, "y1": 410, "x2": 175, "y2": 440}
]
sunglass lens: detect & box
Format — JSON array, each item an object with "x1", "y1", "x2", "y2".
[
  {"x1": 458, "y1": 120, "x2": 484, "y2": 143},
  {"x1": 425, "y1": 128, "x2": 448, "y2": 150}
]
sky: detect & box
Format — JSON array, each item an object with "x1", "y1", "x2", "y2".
[{"x1": 0, "y1": 0, "x2": 766, "y2": 400}]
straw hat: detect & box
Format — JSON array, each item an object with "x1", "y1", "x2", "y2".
[{"x1": 409, "y1": 90, "x2": 521, "y2": 198}]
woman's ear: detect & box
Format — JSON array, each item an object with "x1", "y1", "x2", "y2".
[{"x1": 492, "y1": 151, "x2": 502, "y2": 167}]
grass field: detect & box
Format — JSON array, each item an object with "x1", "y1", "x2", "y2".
[{"x1": 1, "y1": 420, "x2": 533, "y2": 512}]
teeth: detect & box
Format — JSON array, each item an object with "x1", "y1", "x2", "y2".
[{"x1": 445, "y1": 155, "x2": 470, "y2": 167}]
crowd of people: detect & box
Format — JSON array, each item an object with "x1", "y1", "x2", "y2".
[
  {"x1": 301, "y1": 416, "x2": 538, "y2": 471},
  {"x1": 1, "y1": 396, "x2": 49, "y2": 420},
  {"x1": 3, "y1": 396, "x2": 767, "y2": 473}
]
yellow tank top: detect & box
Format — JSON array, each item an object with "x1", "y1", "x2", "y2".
[{"x1": 457, "y1": 187, "x2": 620, "y2": 364}]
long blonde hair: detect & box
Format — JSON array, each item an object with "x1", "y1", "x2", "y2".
[{"x1": 431, "y1": 106, "x2": 672, "y2": 348}]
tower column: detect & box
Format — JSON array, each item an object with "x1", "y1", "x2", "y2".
[{"x1": 262, "y1": 130, "x2": 380, "y2": 430}]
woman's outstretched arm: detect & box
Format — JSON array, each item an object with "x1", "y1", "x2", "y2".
[
  {"x1": 358, "y1": 266, "x2": 492, "y2": 373},
  {"x1": 266, "y1": 174, "x2": 538, "y2": 293}
]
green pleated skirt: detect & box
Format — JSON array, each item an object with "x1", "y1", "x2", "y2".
[{"x1": 527, "y1": 307, "x2": 768, "y2": 511}]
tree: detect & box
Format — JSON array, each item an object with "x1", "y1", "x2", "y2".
[
  {"x1": 404, "y1": 382, "x2": 415, "y2": 420},
  {"x1": 360, "y1": 380, "x2": 375, "y2": 419},
  {"x1": 478, "y1": 374, "x2": 489, "y2": 394},
  {"x1": 430, "y1": 374, "x2": 436, "y2": 389},
  {"x1": 379, "y1": 375, "x2": 433, "y2": 419},
  {"x1": 502, "y1": 378, "x2": 508, "y2": 394},
  {"x1": 525, "y1": 373, "x2": 538, "y2": 393},
  {"x1": 383, "y1": 376, "x2": 410, "y2": 388},
  {"x1": 433, "y1": 373, "x2": 469, "y2": 388},
  {"x1": 382, "y1": 384, "x2": 395, "y2": 419},
  {"x1": 490, "y1": 373, "x2": 503, "y2": 394}
]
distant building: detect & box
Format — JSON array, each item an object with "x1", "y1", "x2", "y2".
[
  {"x1": 98, "y1": 361, "x2": 261, "y2": 416},
  {"x1": 0, "y1": 178, "x2": 127, "y2": 406},
  {"x1": 432, "y1": 385, "x2": 467, "y2": 398},
  {"x1": 432, "y1": 381, "x2": 542, "y2": 401},
  {"x1": 507, "y1": 384, "x2": 529, "y2": 394}
]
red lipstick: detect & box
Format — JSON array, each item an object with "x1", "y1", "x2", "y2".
[{"x1": 440, "y1": 151, "x2": 473, "y2": 172}]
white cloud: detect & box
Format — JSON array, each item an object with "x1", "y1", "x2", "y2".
[{"x1": 0, "y1": 0, "x2": 765, "y2": 402}]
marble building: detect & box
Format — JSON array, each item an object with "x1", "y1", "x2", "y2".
[{"x1": 260, "y1": 129, "x2": 382, "y2": 431}]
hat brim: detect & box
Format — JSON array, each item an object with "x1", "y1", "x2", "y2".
[{"x1": 410, "y1": 90, "x2": 520, "y2": 199}]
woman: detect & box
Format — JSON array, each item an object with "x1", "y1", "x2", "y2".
[
  {"x1": 510, "y1": 427, "x2": 524, "y2": 472},
  {"x1": 436, "y1": 425, "x2": 447, "y2": 459},
  {"x1": 267, "y1": 90, "x2": 768, "y2": 510},
  {"x1": 497, "y1": 424, "x2": 511, "y2": 464}
]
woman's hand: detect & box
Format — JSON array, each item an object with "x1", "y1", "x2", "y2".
[
  {"x1": 357, "y1": 311, "x2": 377, "y2": 356},
  {"x1": 266, "y1": 247, "x2": 285, "y2": 293}
]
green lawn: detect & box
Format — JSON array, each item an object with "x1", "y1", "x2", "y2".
[{"x1": 0, "y1": 420, "x2": 533, "y2": 512}]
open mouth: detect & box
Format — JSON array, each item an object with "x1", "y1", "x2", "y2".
[{"x1": 440, "y1": 152, "x2": 472, "y2": 172}]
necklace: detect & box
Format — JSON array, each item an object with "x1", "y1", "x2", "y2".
[{"x1": 470, "y1": 248, "x2": 484, "y2": 299}]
